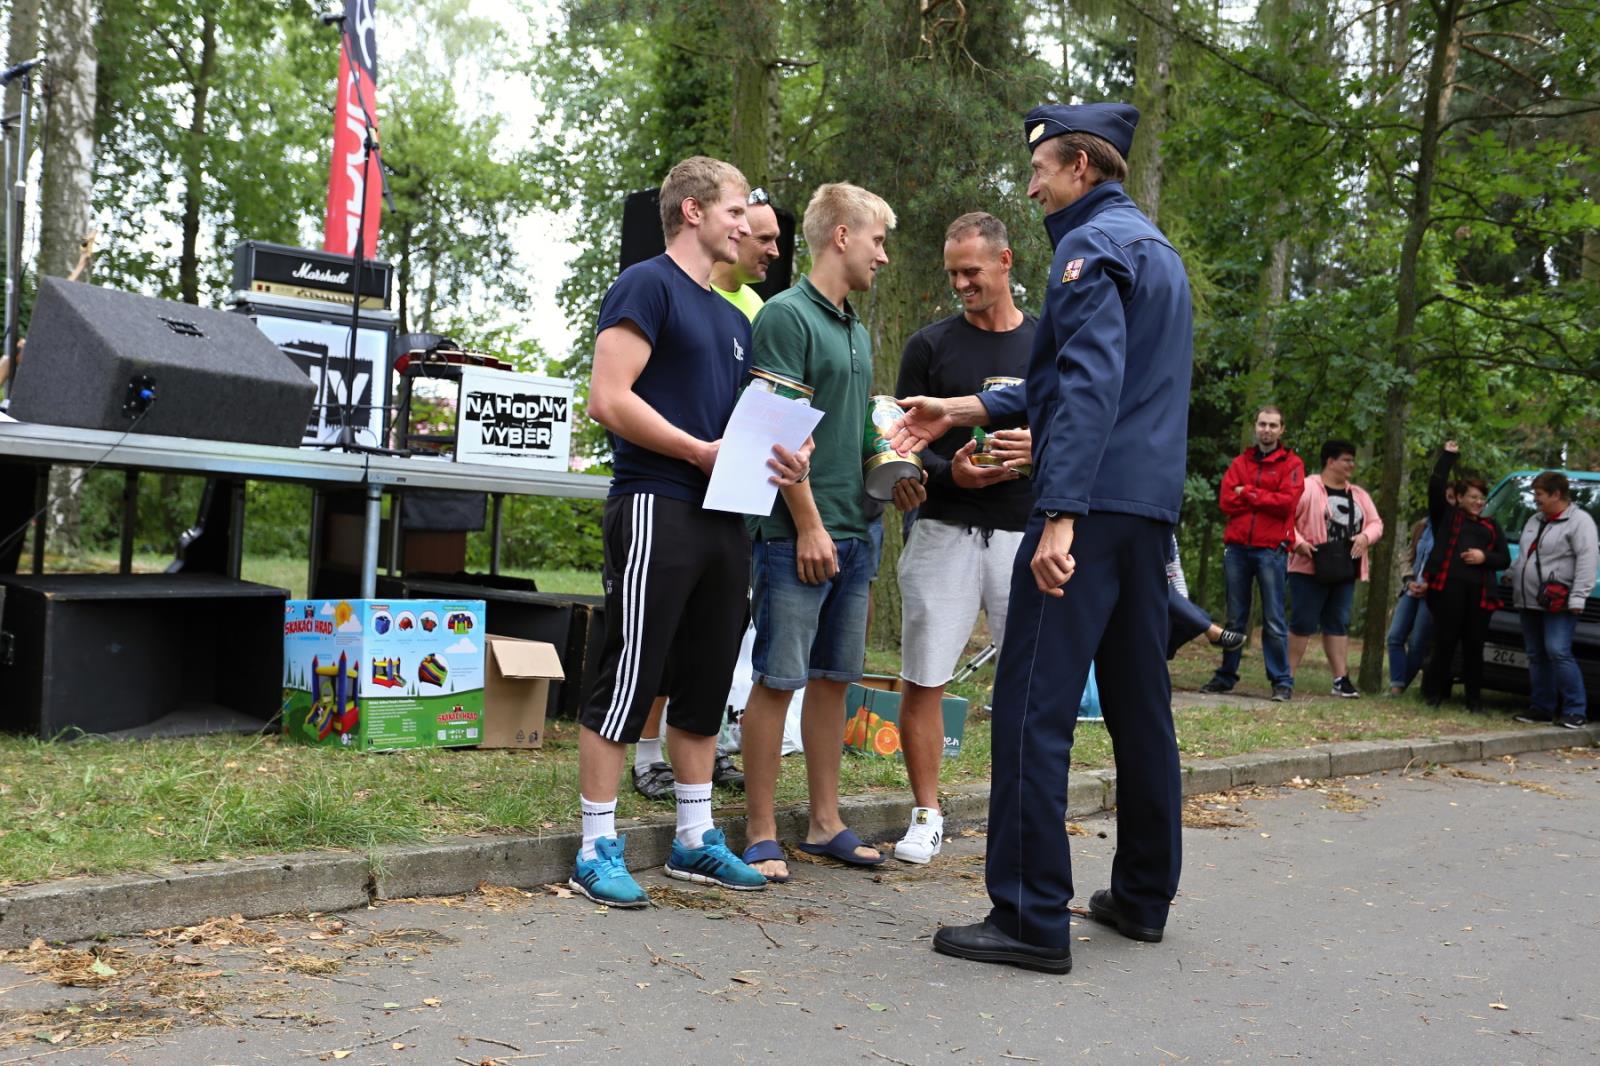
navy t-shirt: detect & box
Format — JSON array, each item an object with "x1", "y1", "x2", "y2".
[{"x1": 594, "y1": 254, "x2": 752, "y2": 504}]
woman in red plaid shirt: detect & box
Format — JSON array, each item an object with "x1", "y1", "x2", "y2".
[{"x1": 1419, "y1": 441, "x2": 1511, "y2": 712}]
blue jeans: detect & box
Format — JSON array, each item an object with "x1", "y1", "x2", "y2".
[
  {"x1": 750, "y1": 535, "x2": 874, "y2": 690},
  {"x1": 1519, "y1": 609, "x2": 1587, "y2": 721},
  {"x1": 1210, "y1": 544, "x2": 1291, "y2": 689},
  {"x1": 1386, "y1": 592, "x2": 1434, "y2": 690}
]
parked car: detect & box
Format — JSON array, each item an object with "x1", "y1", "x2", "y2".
[{"x1": 1479, "y1": 468, "x2": 1600, "y2": 709}]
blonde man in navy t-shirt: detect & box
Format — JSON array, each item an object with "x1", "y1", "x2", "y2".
[{"x1": 570, "y1": 156, "x2": 809, "y2": 908}]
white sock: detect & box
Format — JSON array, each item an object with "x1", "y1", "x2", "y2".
[
  {"x1": 634, "y1": 735, "x2": 664, "y2": 774},
  {"x1": 674, "y1": 781, "x2": 714, "y2": 849},
  {"x1": 580, "y1": 795, "x2": 616, "y2": 861}
]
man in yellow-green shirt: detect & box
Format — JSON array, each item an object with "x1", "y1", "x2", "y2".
[{"x1": 711, "y1": 187, "x2": 782, "y2": 322}]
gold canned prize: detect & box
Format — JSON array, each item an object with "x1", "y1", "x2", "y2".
[
  {"x1": 973, "y1": 376, "x2": 1031, "y2": 477},
  {"x1": 863, "y1": 395, "x2": 923, "y2": 501},
  {"x1": 747, "y1": 367, "x2": 814, "y2": 406}
]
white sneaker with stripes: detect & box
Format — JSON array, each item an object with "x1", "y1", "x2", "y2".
[{"x1": 893, "y1": 807, "x2": 944, "y2": 865}]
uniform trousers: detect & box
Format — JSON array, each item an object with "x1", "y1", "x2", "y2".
[{"x1": 985, "y1": 511, "x2": 1182, "y2": 948}]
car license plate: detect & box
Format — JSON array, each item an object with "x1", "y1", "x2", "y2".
[{"x1": 1484, "y1": 646, "x2": 1527, "y2": 668}]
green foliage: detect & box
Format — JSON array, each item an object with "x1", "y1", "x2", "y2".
[
  {"x1": 465, "y1": 490, "x2": 607, "y2": 573},
  {"x1": 382, "y1": 0, "x2": 543, "y2": 338},
  {"x1": 92, "y1": 0, "x2": 329, "y2": 301},
  {"x1": 526, "y1": 2, "x2": 739, "y2": 458}
]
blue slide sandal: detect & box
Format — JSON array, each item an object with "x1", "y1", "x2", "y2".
[
  {"x1": 795, "y1": 827, "x2": 885, "y2": 867},
  {"x1": 741, "y1": 839, "x2": 792, "y2": 883}
]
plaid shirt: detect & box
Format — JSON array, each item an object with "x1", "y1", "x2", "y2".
[{"x1": 1427, "y1": 508, "x2": 1507, "y2": 611}]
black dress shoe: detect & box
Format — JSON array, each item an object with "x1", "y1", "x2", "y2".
[
  {"x1": 1087, "y1": 889, "x2": 1164, "y2": 943},
  {"x1": 931, "y1": 919, "x2": 1072, "y2": 974}
]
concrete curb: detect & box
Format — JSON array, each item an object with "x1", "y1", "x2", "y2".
[{"x1": 3, "y1": 724, "x2": 1594, "y2": 947}]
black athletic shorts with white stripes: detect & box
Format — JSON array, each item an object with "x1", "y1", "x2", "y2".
[{"x1": 580, "y1": 493, "x2": 750, "y2": 743}]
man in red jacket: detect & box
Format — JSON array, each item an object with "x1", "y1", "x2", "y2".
[{"x1": 1202, "y1": 406, "x2": 1305, "y2": 700}]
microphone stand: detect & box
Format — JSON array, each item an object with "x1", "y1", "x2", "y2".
[
  {"x1": 3, "y1": 65, "x2": 39, "y2": 373},
  {"x1": 323, "y1": 16, "x2": 404, "y2": 458}
]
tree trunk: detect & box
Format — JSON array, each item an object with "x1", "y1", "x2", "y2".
[
  {"x1": 37, "y1": 0, "x2": 100, "y2": 556},
  {"x1": 1357, "y1": 2, "x2": 1462, "y2": 694},
  {"x1": 178, "y1": 12, "x2": 216, "y2": 306},
  {"x1": 1238, "y1": 0, "x2": 1296, "y2": 444},
  {"x1": 725, "y1": 1, "x2": 776, "y2": 186},
  {"x1": 1196, "y1": 517, "x2": 1215, "y2": 613},
  {"x1": 1583, "y1": 111, "x2": 1599, "y2": 284},
  {"x1": 1125, "y1": 0, "x2": 1171, "y2": 222},
  {"x1": 38, "y1": 0, "x2": 98, "y2": 280},
  {"x1": 1056, "y1": 0, "x2": 1071, "y2": 81},
  {"x1": 1242, "y1": 234, "x2": 1289, "y2": 447}
]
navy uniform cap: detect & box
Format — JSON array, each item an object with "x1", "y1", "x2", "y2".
[{"x1": 1024, "y1": 103, "x2": 1140, "y2": 161}]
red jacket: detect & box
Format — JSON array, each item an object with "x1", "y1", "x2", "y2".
[{"x1": 1219, "y1": 446, "x2": 1306, "y2": 549}]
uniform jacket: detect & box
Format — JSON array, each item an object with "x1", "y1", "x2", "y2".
[
  {"x1": 1287, "y1": 474, "x2": 1384, "y2": 581},
  {"x1": 1218, "y1": 446, "x2": 1305, "y2": 549},
  {"x1": 979, "y1": 182, "x2": 1192, "y2": 521},
  {"x1": 1509, "y1": 504, "x2": 1598, "y2": 613}
]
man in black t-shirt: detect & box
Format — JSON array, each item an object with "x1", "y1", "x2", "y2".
[
  {"x1": 890, "y1": 212, "x2": 1035, "y2": 865},
  {"x1": 570, "y1": 156, "x2": 808, "y2": 908}
]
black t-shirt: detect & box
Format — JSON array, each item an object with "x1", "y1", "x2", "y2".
[
  {"x1": 894, "y1": 311, "x2": 1036, "y2": 531},
  {"x1": 1325, "y1": 487, "x2": 1363, "y2": 540},
  {"x1": 594, "y1": 254, "x2": 752, "y2": 504}
]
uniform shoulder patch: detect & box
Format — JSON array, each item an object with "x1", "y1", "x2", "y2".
[{"x1": 1061, "y1": 258, "x2": 1084, "y2": 283}]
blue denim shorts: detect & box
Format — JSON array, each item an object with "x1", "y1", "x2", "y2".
[
  {"x1": 1288, "y1": 572, "x2": 1355, "y2": 636},
  {"x1": 750, "y1": 535, "x2": 875, "y2": 689}
]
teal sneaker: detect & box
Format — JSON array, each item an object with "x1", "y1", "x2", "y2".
[
  {"x1": 569, "y1": 835, "x2": 650, "y2": 908},
  {"x1": 665, "y1": 827, "x2": 768, "y2": 891}
]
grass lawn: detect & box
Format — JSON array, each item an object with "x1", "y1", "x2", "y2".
[{"x1": 0, "y1": 620, "x2": 1529, "y2": 887}]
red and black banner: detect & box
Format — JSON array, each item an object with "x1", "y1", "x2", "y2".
[{"x1": 323, "y1": 0, "x2": 382, "y2": 258}]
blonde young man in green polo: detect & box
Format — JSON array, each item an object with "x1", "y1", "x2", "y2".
[{"x1": 739, "y1": 183, "x2": 897, "y2": 882}]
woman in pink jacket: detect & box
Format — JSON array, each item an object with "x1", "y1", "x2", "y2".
[{"x1": 1288, "y1": 440, "x2": 1384, "y2": 698}]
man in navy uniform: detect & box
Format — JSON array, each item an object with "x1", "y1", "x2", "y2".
[{"x1": 893, "y1": 102, "x2": 1194, "y2": 972}]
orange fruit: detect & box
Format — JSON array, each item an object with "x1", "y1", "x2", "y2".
[
  {"x1": 873, "y1": 722, "x2": 901, "y2": 756},
  {"x1": 845, "y1": 707, "x2": 867, "y2": 748}
]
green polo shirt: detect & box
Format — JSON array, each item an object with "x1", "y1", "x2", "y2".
[
  {"x1": 749, "y1": 275, "x2": 872, "y2": 542},
  {"x1": 714, "y1": 282, "x2": 764, "y2": 323}
]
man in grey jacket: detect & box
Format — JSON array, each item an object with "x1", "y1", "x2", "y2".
[{"x1": 1509, "y1": 471, "x2": 1598, "y2": 728}]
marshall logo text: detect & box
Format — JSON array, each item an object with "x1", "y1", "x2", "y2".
[{"x1": 292, "y1": 262, "x2": 352, "y2": 286}]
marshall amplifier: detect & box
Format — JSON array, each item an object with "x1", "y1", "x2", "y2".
[{"x1": 232, "y1": 240, "x2": 393, "y2": 310}]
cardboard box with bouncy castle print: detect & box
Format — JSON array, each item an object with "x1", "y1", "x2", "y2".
[{"x1": 281, "y1": 598, "x2": 487, "y2": 750}]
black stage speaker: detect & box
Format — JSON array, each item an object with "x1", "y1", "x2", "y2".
[
  {"x1": 9, "y1": 277, "x2": 316, "y2": 446},
  {"x1": 0, "y1": 573, "x2": 286, "y2": 739},
  {"x1": 620, "y1": 188, "x2": 796, "y2": 301}
]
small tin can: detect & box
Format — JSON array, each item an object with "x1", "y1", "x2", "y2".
[
  {"x1": 747, "y1": 368, "x2": 814, "y2": 406},
  {"x1": 973, "y1": 376, "x2": 1030, "y2": 477},
  {"x1": 862, "y1": 395, "x2": 923, "y2": 501}
]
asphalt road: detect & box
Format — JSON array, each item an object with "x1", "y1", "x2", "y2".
[{"x1": 4, "y1": 746, "x2": 1597, "y2": 1066}]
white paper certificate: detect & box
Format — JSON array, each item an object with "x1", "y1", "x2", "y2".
[{"x1": 703, "y1": 388, "x2": 825, "y2": 516}]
